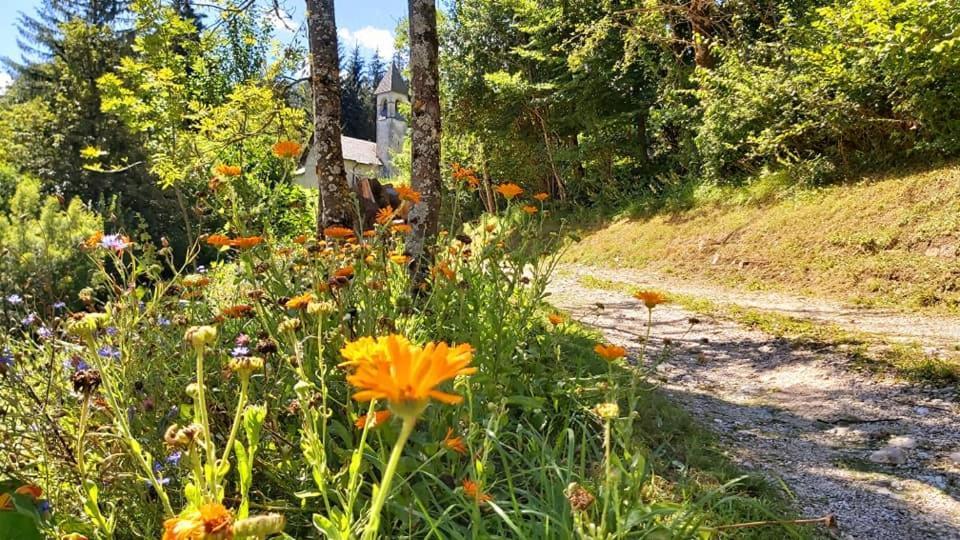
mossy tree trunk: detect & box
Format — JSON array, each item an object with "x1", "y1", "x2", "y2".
[
  {"x1": 406, "y1": 0, "x2": 442, "y2": 283},
  {"x1": 306, "y1": 0, "x2": 355, "y2": 233}
]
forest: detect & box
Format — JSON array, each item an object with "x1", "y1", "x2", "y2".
[{"x1": 1, "y1": 0, "x2": 958, "y2": 538}]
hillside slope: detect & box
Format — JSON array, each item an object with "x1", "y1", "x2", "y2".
[{"x1": 564, "y1": 164, "x2": 960, "y2": 315}]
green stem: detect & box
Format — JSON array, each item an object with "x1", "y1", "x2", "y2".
[
  {"x1": 362, "y1": 415, "x2": 417, "y2": 540},
  {"x1": 216, "y1": 376, "x2": 249, "y2": 499},
  {"x1": 75, "y1": 394, "x2": 91, "y2": 479},
  {"x1": 194, "y1": 346, "x2": 217, "y2": 499},
  {"x1": 600, "y1": 418, "x2": 612, "y2": 535}
]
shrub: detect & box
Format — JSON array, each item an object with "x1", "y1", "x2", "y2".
[{"x1": 0, "y1": 175, "x2": 101, "y2": 309}]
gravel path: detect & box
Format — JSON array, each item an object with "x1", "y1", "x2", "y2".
[
  {"x1": 565, "y1": 263, "x2": 960, "y2": 355},
  {"x1": 548, "y1": 266, "x2": 960, "y2": 540}
]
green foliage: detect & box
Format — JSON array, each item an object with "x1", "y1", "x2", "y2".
[
  {"x1": 0, "y1": 175, "x2": 101, "y2": 307},
  {"x1": 697, "y1": 0, "x2": 960, "y2": 182}
]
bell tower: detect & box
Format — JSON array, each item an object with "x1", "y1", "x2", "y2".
[{"x1": 374, "y1": 63, "x2": 409, "y2": 178}]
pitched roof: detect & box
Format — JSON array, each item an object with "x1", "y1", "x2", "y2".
[
  {"x1": 340, "y1": 136, "x2": 381, "y2": 166},
  {"x1": 374, "y1": 63, "x2": 408, "y2": 95}
]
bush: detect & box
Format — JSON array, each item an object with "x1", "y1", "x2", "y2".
[
  {"x1": 696, "y1": 0, "x2": 960, "y2": 182},
  {"x1": 0, "y1": 175, "x2": 101, "y2": 309}
]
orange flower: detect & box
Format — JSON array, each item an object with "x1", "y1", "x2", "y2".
[
  {"x1": 354, "y1": 409, "x2": 392, "y2": 429},
  {"x1": 443, "y1": 427, "x2": 468, "y2": 455},
  {"x1": 594, "y1": 343, "x2": 627, "y2": 361},
  {"x1": 548, "y1": 313, "x2": 564, "y2": 325},
  {"x1": 231, "y1": 236, "x2": 263, "y2": 250},
  {"x1": 293, "y1": 234, "x2": 309, "y2": 244},
  {"x1": 84, "y1": 231, "x2": 103, "y2": 249},
  {"x1": 162, "y1": 502, "x2": 233, "y2": 540},
  {"x1": 521, "y1": 205, "x2": 538, "y2": 215},
  {"x1": 432, "y1": 261, "x2": 455, "y2": 280},
  {"x1": 533, "y1": 192, "x2": 549, "y2": 202},
  {"x1": 375, "y1": 206, "x2": 395, "y2": 225},
  {"x1": 391, "y1": 223, "x2": 413, "y2": 235},
  {"x1": 272, "y1": 140, "x2": 302, "y2": 159},
  {"x1": 15, "y1": 485, "x2": 42, "y2": 501},
  {"x1": 485, "y1": 224, "x2": 496, "y2": 233},
  {"x1": 339, "y1": 335, "x2": 475, "y2": 417},
  {"x1": 206, "y1": 234, "x2": 232, "y2": 248},
  {"x1": 395, "y1": 185, "x2": 421, "y2": 204},
  {"x1": 633, "y1": 290, "x2": 667, "y2": 310},
  {"x1": 462, "y1": 479, "x2": 492, "y2": 504},
  {"x1": 362, "y1": 230, "x2": 376, "y2": 238},
  {"x1": 389, "y1": 254, "x2": 411, "y2": 265},
  {"x1": 214, "y1": 164, "x2": 242, "y2": 177},
  {"x1": 333, "y1": 266, "x2": 355, "y2": 279},
  {"x1": 495, "y1": 183, "x2": 523, "y2": 199},
  {"x1": 285, "y1": 292, "x2": 315, "y2": 310},
  {"x1": 220, "y1": 304, "x2": 254, "y2": 319},
  {"x1": 323, "y1": 226, "x2": 355, "y2": 239}
]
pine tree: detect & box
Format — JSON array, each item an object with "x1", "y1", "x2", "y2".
[
  {"x1": 367, "y1": 49, "x2": 386, "y2": 90},
  {"x1": 4, "y1": 0, "x2": 131, "y2": 89},
  {"x1": 340, "y1": 45, "x2": 371, "y2": 140}
]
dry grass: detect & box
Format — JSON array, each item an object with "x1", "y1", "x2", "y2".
[{"x1": 564, "y1": 164, "x2": 960, "y2": 315}]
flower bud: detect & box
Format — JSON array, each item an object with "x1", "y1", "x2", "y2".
[
  {"x1": 234, "y1": 514, "x2": 286, "y2": 538},
  {"x1": 185, "y1": 325, "x2": 217, "y2": 349}
]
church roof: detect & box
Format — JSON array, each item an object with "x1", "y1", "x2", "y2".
[
  {"x1": 375, "y1": 63, "x2": 408, "y2": 96},
  {"x1": 340, "y1": 136, "x2": 381, "y2": 166}
]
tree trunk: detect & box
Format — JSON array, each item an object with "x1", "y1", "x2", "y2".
[
  {"x1": 306, "y1": 0, "x2": 355, "y2": 233},
  {"x1": 406, "y1": 0, "x2": 442, "y2": 281}
]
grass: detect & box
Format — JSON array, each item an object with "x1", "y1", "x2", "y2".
[
  {"x1": 563, "y1": 163, "x2": 960, "y2": 316},
  {"x1": 574, "y1": 275, "x2": 960, "y2": 384}
]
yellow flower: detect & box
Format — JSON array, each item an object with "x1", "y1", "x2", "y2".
[
  {"x1": 495, "y1": 183, "x2": 523, "y2": 199},
  {"x1": 633, "y1": 290, "x2": 667, "y2": 309},
  {"x1": 389, "y1": 253, "x2": 411, "y2": 265},
  {"x1": 214, "y1": 164, "x2": 242, "y2": 177},
  {"x1": 339, "y1": 335, "x2": 476, "y2": 418},
  {"x1": 355, "y1": 409, "x2": 392, "y2": 429},
  {"x1": 462, "y1": 479, "x2": 492, "y2": 504},
  {"x1": 443, "y1": 427, "x2": 468, "y2": 455},
  {"x1": 594, "y1": 402, "x2": 620, "y2": 420},
  {"x1": 285, "y1": 292, "x2": 315, "y2": 310},
  {"x1": 395, "y1": 185, "x2": 421, "y2": 203},
  {"x1": 594, "y1": 343, "x2": 626, "y2": 361},
  {"x1": 163, "y1": 502, "x2": 233, "y2": 540},
  {"x1": 272, "y1": 140, "x2": 302, "y2": 159}
]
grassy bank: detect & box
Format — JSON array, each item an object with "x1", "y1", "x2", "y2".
[{"x1": 564, "y1": 164, "x2": 960, "y2": 316}]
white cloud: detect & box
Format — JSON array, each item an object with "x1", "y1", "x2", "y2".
[
  {"x1": 338, "y1": 26, "x2": 394, "y2": 57},
  {"x1": 0, "y1": 73, "x2": 11, "y2": 94}
]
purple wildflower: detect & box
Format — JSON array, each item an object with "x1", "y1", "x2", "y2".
[
  {"x1": 0, "y1": 349, "x2": 13, "y2": 367},
  {"x1": 230, "y1": 346, "x2": 250, "y2": 358},
  {"x1": 53, "y1": 301, "x2": 66, "y2": 310},
  {"x1": 166, "y1": 451, "x2": 182, "y2": 465},
  {"x1": 105, "y1": 326, "x2": 118, "y2": 336},
  {"x1": 22, "y1": 313, "x2": 38, "y2": 326},
  {"x1": 97, "y1": 345, "x2": 120, "y2": 360},
  {"x1": 157, "y1": 316, "x2": 171, "y2": 326},
  {"x1": 6, "y1": 294, "x2": 22, "y2": 305},
  {"x1": 100, "y1": 234, "x2": 129, "y2": 251},
  {"x1": 37, "y1": 326, "x2": 53, "y2": 339}
]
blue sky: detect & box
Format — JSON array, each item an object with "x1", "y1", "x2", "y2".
[{"x1": 0, "y1": 0, "x2": 408, "y2": 85}]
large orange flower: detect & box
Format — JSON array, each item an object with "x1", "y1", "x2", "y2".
[
  {"x1": 162, "y1": 502, "x2": 233, "y2": 540},
  {"x1": 323, "y1": 226, "x2": 355, "y2": 239},
  {"x1": 214, "y1": 164, "x2": 242, "y2": 177},
  {"x1": 375, "y1": 206, "x2": 395, "y2": 225},
  {"x1": 495, "y1": 183, "x2": 523, "y2": 200},
  {"x1": 633, "y1": 290, "x2": 667, "y2": 309},
  {"x1": 231, "y1": 236, "x2": 263, "y2": 250},
  {"x1": 594, "y1": 343, "x2": 627, "y2": 361},
  {"x1": 206, "y1": 234, "x2": 232, "y2": 248},
  {"x1": 272, "y1": 140, "x2": 302, "y2": 159},
  {"x1": 521, "y1": 205, "x2": 538, "y2": 215},
  {"x1": 339, "y1": 335, "x2": 475, "y2": 417},
  {"x1": 395, "y1": 185, "x2": 421, "y2": 204}
]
